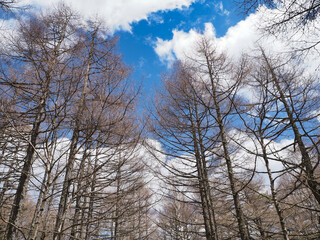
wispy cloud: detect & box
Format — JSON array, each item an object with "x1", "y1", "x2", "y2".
[
  {"x1": 148, "y1": 13, "x2": 164, "y2": 25},
  {"x1": 214, "y1": 1, "x2": 230, "y2": 16}
]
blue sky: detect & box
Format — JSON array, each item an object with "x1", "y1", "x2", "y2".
[
  {"x1": 116, "y1": 0, "x2": 243, "y2": 93},
  {"x1": 1, "y1": 0, "x2": 319, "y2": 98},
  {"x1": 1, "y1": 0, "x2": 320, "y2": 179},
  {"x1": 0, "y1": 0, "x2": 248, "y2": 97}
]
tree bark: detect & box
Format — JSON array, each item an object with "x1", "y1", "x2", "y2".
[
  {"x1": 205, "y1": 54, "x2": 251, "y2": 240},
  {"x1": 188, "y1": 100, "x2": 218, "y2": 240},
  {"x1": 261, "y1": 51, "x2": 320, "y2": 206}
]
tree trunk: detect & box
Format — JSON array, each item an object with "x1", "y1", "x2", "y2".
[
  {"x1": 261, "y1": 138, "x2": 289, "y2": 240},
  {"x1": 188, "y1": 100, "x2": 218, "y2": 240},
  {"x1": 262, "y1": 51, "x2": 320, "y2": 206},
  {"x1": 5, "y1": 96, "x2": 47, "y2": 240},
  {"x1": 70, "y1": 146, "x2": 90, "y2": 239},
  {"x1": 53, "y1": 29, "x2": 95, "y2": 240},
  {"x1": 205, "y1": 55, "x2": 251, "y2": 240}
]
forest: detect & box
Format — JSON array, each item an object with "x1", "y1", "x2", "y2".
[{"x1": 0, "y1": 0, "x2": 320, "y2": 239}]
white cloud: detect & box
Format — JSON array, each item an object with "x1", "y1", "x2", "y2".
[
  {"x1": 214, "y1": 1, "x2": 230, "y2": 16},
  {"x1": 154, "y1": 22, "x2": 215, "y2": 66},
  {"x1": 153, "y1": 5, "x2": 320, "y2": 71},
  {"x1": 154, "y1": 12, "x2": 279, "y2": 65},
  {"x1": 148, "y1": 13, "x2": 164, "y2": 25},
  {"x1": 153, "y1": 5, "x2": 320, "y2": 111},
  {"x1": 18, "y1": 0, "x2": 195, "y2": 32}
]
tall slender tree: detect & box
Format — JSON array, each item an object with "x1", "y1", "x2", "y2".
[
  {"x1": 149, "y1": 61, "x2": 220, "y2": 240},
  {"x1": 193, "y1": 38, "x2": 252, "y2": 240},
  {"x1": 0, "y1": 6, "x2": 80, "y2": 239}
]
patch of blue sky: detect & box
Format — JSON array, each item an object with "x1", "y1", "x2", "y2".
[
  {"x1": 0, "y1": 0, "x2": 246, "y2": 96},
  {"x1": 117, "y1": 0, "x2": 242, "y2": 94}
]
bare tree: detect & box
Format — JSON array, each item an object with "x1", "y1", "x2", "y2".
[
  {"x1": 48, "y1": 19, "x2": 142, "y2": 240},
  {"x1": 230, "y1": 48, "x2": 320, "y2": 238},
  {"x1": 235, "y1": 0, "x2": 320, "y2": 53},
  {"x1": 258, "y1": 49, "x2": 320, "y2": 207},
  {"x1": 0, "y1": 6, "x2": 80, "y2": 239},
  {"x1": 148, "y1": 61, "x2": 222, "y2": 240},
  {"x1": 192, "y1": 38, "x2": 252, "y2": 240},
  {"x1": 235, "y1": 61, "x2": 292, "y2": 239},
  {"x1": 236, "y1": 0, "x2": 320, "y2": 24},
  {"x1": 157, "y1": 189, "x2": 205, "y2": 240}
]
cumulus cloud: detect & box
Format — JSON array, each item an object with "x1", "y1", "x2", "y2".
[
  {"x1": 18, "y1": 0, "x2": 195, "y2": 32},
  {"x1": 231, "y1": 132, "x2": 294, "y2": 176},
  {"x1": 154, "y1": 12, "x2": 274, "y2": 65},
  {"x1": 153, "y1": 5, "x2": 320, "y2": 71},
  {"x1": 154, "y1": 22, "x2": 215, "y2": 66}
]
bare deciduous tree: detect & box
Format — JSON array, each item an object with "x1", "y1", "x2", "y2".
[
  {"x1": 0, "y1": 6, "x2": 80, "y2": 239},
  {"x1": 148, "y1": 61, "x2": 219, "y2": 240},
  {"x1": 193, "y1": 38, "x2": 252, "y2": 240},
  {"x1": 235, "y1": 0, "x2": 320, "y2": 52}
]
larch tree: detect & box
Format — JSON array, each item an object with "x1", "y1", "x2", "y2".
[
  {"x1": 52, "y1": 20, "x2": 141, "y2": 239},
  {"x1": 258, "y1": 49, "x2": 320, "y2": 207},
  {"x1": 149, "y1": 61, "x2": 221, "y2": 240},
  {"x1": 0, "y1": 6, "x2": 81, "y2": 239},
  {"x1": 192, "y1": 38, "x2": 252, "y2": 240},
  {"x1": 0, "y1": 5, "x2": 144, "y2": 240},
  {"x1": 235, "y1": 48, "x2": 320, "y2": 238}
]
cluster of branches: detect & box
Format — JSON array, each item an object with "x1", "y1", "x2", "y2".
[
  {"x1": 237, "y1": 0, "x2": 320, "y2": 20},
  {"x1": 0, "y1": 6, "x2": 156, "y2": 240},
  {"x1": 0, "y1": 0, "x2": 17, "y2": 12},
  {"x1": 149, "y1": 37, "x2": 320, "y2": 240},
  {"x1": 235, "y1": 0, "x2": 320, "y2": 52}
]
